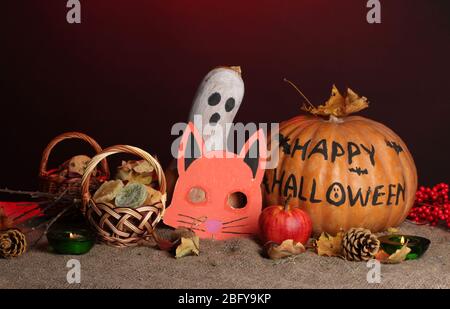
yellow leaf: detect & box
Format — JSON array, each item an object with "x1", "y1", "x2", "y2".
[
  {"x1": 265, "y1": 239, "x2": 306, "y2": 260},
  {"x1": 315, "y1": 232, "x2": 344, "y2": 257},
  {"x1": 344, "y1": 88, "x2": 369, "y2": 115},
  {"x1": 387, "y1": 227, "x2": 399, "y2": 234},
  {"x1": 175, "y1": 236, "x2": 200, "y2": 258},
  {"x1": 302, "y1": 85, "x2": 368, "y2": 118},
  {"x1": 144, "y1": 186, "x2": 162, "y2": 205},
  {"x1": 383, "y1": 243, "x2": 411, "y2": 264},
  {"x1": 93, "y1": 180, "x2": 124, "y2": 204}
]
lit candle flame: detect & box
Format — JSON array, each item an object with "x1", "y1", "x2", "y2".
[{"x1": 400, "y1": 236, "x2": 405, "y2": 245}]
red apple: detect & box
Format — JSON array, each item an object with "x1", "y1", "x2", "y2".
[{"x1": 259, "y1": 200, "x2": 312, "y2": 245}]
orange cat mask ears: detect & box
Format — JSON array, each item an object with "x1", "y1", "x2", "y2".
[
  {"x1": 238, "y1": 127, "x2": 267, "y2": 182},
  {"x1": 177, "y1": 122, "x2": 205, "y2": 175},
  {"x1": 177, "y1": 122, "x2": 267, "y2": 180}
]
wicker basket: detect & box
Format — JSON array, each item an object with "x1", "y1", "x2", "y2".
[
  {"x1": 39, "y1": 132, "x2": 109, "y2": 198},
  {"x1": 80, "y1": 145, "x2": 167, "y2": 247}
]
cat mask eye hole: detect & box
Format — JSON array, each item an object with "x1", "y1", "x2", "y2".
[
  {"x1": 228, "y1": 191, "x2": 247, "y2": 209},
  {"x1": 188, "y1": 187, "x2": 206, "y2": 203}
]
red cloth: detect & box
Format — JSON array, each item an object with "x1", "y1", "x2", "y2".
[{"x1": 0, "y1": 201, "x2": 43, "y2": 225}]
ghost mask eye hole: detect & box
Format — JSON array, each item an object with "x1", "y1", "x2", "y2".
[
  {"x1": 228, "y1": 192, "x2": 247, "y2": 209},
  {"x1": 188, "y1": 187, "x2": 206, "y2": 204}
]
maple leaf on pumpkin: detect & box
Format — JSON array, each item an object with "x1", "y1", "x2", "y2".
[{"x1": 302, "y1": 85, "x2": 369, "y2": 118}]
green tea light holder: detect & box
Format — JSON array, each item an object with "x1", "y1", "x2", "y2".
[
  {"x1": 47, "y1": 227, "x2": 95, "y2": 255},
  {"x1": 379, "y1": 234, "x2": 430, "y2": 260}
]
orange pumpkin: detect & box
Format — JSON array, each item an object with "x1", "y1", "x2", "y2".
[{"x1": 264, "y1": 84, "x2": 417, "y2": 235}]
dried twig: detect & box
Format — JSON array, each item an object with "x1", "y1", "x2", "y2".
[
  {"x1": 0, "y1": 188, "x2": 80, "y2": 219},
  {"x1": 1, "y1": 188, "x2": 82, "y2": 247},
  {"x1": 30, "y1": 204, "x2": 74, "y2": 247},
  {"x1": 0, "y1": 188, "x2": 58, "y2": 199},
  {"x1": 0, "y1": 187, "x2": 78, "y2": 202}
]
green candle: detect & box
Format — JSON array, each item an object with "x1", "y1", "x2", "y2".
[
  {"x1": 47, "y1": 227, "x2": 95, "y2": 255},
  {"x1": 379, "y1": 235, "x2": 430, "y2": 260}
]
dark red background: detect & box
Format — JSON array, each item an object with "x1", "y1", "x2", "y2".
[{"x1": 1, "y1": 0, "x2": 449, "y2": 190}]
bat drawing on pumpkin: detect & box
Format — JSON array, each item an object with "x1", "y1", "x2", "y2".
[
  {"x1": 348, "y1": 167, "x2": 369, "y2": 176},
  {"x1": 385, "y1": 140, "x2": 403, "y2": 155}
]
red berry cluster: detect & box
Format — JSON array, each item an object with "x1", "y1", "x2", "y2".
[{"x1": 408, "y1": 183, "x2": 450, "y2": 228}]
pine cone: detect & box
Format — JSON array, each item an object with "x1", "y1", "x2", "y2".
[
  {"x1": 0, "y1": 229, "x2": 27, "y2": 258},
  {"x1": 342, "y1": 228, "x2": 379, "y2": 261}
]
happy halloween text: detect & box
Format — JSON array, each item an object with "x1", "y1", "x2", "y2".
[{"x1": 264, "y1": 134, "x2": 406, "y2": 206}]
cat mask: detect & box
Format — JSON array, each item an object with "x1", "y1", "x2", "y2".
[{"x1": 163, "y1": 122, "x2": 266, "y2": 240}]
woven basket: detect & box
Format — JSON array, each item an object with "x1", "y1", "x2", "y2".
[
  {"x1": 80, "y1": 145, "x2": 167, "y2": 247},
  {"x1": 39, "y1": 132, "x2": 109, "y2": 199}
]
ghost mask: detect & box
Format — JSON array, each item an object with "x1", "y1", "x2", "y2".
[{"x1": 188, "y1": 66, "x2": 244, "y2": 152}]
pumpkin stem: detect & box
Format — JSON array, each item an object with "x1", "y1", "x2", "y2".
[
  {"x1": 283, "y1": 78, "x2": 315, "y2": 111},
  {"x1": 284, "y1": 194, "x2": 292, "y2": 211},
  {"x1": 329, "y1": 115, "x2": 344, "y2": 123}
]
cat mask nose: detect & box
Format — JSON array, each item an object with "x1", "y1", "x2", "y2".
[{"x1": 205, "y1": 219, "x2": 222, "y2": 233}]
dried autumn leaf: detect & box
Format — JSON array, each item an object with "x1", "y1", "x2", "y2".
[
  {"x1": 302, "y1": 85, "x2": 368, "y2": 118},
  {"x1": 344, "y1": 88, "x2": 369, "y2": 115},
  {"x1": 375, "y1": 249, "x2": 391, "y2": 261},
  {"x1": 116, "y1": 160, "x2": 155, "y2": 185},
  {"x1": 387, "y1": 227, "x2": 399, "y2": 234},
  {"x1": 265, "y1": 239, "x2": 306, "y2": 260},
  {"x1": 93, "y1": 180, "x2": 124, "y2": 204},
  {"x1": 175, "y1": 236, "x2": 200, "y2": 258},
  {"x1": 382, "y1": 243, "x2": 411, "y2": 264},
  {"x1": 0, "y1": 208, "x2": 13, "y2": 231},
  {"x1": 315, "y1": 232, "x2": 344, "y2": 257},
  {"x1": 119, "y1": 160, "x2": 132, "y2": 171},
  {"x1": 132, "y1": 160, "x2": 154, "y2": 173},
  {"x1": 308, "y1": 85, "x2": 346, "y2": 117},
  {"x1": 155, "y1": 228, "x2": 197, "y2": 252},
  {"x1": 153, "y1": 229, "x2": 176, "y2": 251},
  {"x1": 157, "y1": 238, "x2": 176, "y2": 251},
  {"x1": 144, "y1": 186, "x2": 162, "y2": 206}
]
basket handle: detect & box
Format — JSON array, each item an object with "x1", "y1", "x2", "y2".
[
  {"x1": 80, "y1": 145, "x2": 167, "y2": 214},
  {"x1": 39, "y1": 132, "x2": 109, "y2": 179}
]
